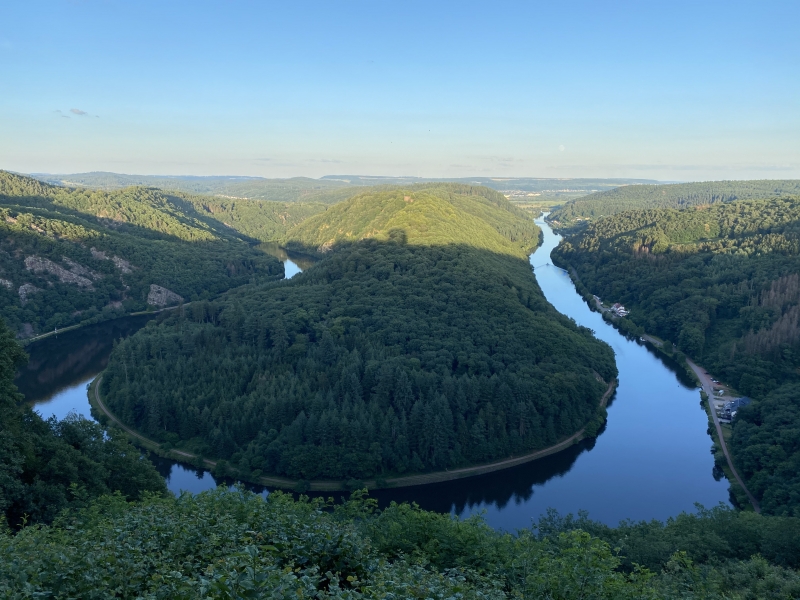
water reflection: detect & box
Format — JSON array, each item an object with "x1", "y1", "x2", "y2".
[
  {"x1": 258, "y1": 243, "x2": 316, "y2": 277},
  {"x1": 17, "y1": 314, "x2": 154, "y2": 406},
  {"x1": 21, "y1": 253, "x2": 307, "y2": 498}
]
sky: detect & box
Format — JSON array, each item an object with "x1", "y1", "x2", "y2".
[{"x1": 1, "y1": 0, "x2": 798, "y2": 180}]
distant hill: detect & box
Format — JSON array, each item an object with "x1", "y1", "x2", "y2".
[
  {"x1": 29, "y1": 171, "x2": 658, "y2": 204},
  {"x1": 0, "y1": 171, "x2": 283, "y2": 336},
  {"x1": 284, "y1": 182, "x2": 540, "y2": 258},
  {"x1": 549, "y1": 180, "x2": 800, "y2": 227},
  {"x1": 321, "y1": 175, "x2": 658, "y2": 195},
  {"x1": 30, "y1": 171, "x2": 359, "y2": 204}
]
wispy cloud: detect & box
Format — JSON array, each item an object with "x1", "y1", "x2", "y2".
[{"x1": 70, "y1": 108, "x2": 88, "y2": 116}]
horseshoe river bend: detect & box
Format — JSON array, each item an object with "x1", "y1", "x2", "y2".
[{"x1": 17, "y1": 217, "x2": 730, "y2": 530}]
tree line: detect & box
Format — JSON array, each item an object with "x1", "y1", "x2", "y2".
[{"x1": 551, "y1": 179, "x2": 800, "y2": 227}]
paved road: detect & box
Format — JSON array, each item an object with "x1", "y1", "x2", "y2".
[
  {"x1": 686, "y1": 359, "x2": 761, "y2": 513},
  {"x1": 93, "y1": 375, "x2": 210, "y2": 463}
]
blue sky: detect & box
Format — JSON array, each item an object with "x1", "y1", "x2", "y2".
[{"x1": 1, "y1": 1, "x2": 798, "y2": 180}]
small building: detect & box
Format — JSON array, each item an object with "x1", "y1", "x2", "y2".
[
  {"x1": 610, "y1": 303, "x2": 629, "y2": 317},
  {"x1": 717, "y1": 397, "x2": 751, "y2": 423}
]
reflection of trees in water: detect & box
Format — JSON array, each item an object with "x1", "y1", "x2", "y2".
[
  {"x1": 146, "y1": 453, "x2": 271, "y2": 497},
  {"x1": 367, "y1": 437, "x2": 598, "y2": 515},
  {"x1": 15, "y1": 315, "x2": 153, "y2": 403},
  {"x1": 258, "y1": 243, "x2": 317, "y2": 272},
  {"x1": 147, "y1": 436, "x2": 599, "y2": 509},
  {"x1": 637, "y1": 340, "x2": 698, "y2": 389}
]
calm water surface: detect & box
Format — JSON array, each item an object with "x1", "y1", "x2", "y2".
[{"x1": 21, "y1": 227, "x2": 730, "y2": 526}]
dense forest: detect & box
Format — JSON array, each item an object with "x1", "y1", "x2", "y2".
[
  {"x1": 101, "y1": 185, "x2": 616, "y2": 483},
  {"x1": 552, "y1": 196, "x2": 800, "y2": 516},
  {"x1": 0, "y1": 171, "x2": 284, "y2": 336},
  {"x1": 4, "y1": 487, "x2": 800, "y2": 598},
  {"x1": 550, "y1": 180, "x2": 800, "y2": 227},
  {"x1": 177, "y1": 193, "x2": 327, "y2": 242}
]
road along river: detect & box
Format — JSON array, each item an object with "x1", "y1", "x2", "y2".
[{"x1": 20, "y1": 223, "x2": 731, "y2": 528}]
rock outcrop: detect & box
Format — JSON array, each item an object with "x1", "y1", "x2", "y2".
[
  {"x1": 24, "y1": 256, "x2": 94, "y2": 289},
  {"x1": 62, "y1": 257, "x2": 102, "y2": 280},
  {"x1": 147, "y1": 284, "x2": 183, "y2": 307},
  {"x1": 91, "y1": 247, "x2": 133, "y2": 273},
  {"x1": 18, "y1": 283, "x2": 42, "y2": 305}
]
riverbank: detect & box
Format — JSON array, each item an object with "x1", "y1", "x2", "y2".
[
  {"x1": 21, "y1": 303, "x2": 187, "y2": 346},
  {"x1": 552, "y1": 249, "x2": 761, "y2": 512},
  {"x1": 89, "y1": 374, "x2": 617, "y2": 492},
  {"x1": 686, "y1": 359, "x2": 761, "y2": 513}
]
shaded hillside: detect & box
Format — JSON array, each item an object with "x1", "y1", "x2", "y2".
[
  {"x1": 550, "y1": 180, "x2": 800, "y2": 227},
  {"x1": 0, "y1": 171, "x2": 282, "y2": 336},
  {"x1": 552, "y1": 196, "x2": 800, "y2": 515},
  {"x1": 101, "y1": 184, "x2": 615, "y2": 484},
  {"x1": 178, "y1": 194, "x2": 327, "y2": 242}
]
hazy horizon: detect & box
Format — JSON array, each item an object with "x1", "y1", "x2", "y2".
[{"x1": 2, "y1": 1, "x2": 798, "y2": 180}]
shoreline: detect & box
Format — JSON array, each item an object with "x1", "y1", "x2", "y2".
[
  {"x1": 685, "y1": 358, "x2": 761, "y2": 513},
  {"x1": 21, "y1": 304, "x2": 186, "y2": 346},
  {"x1": 552, "y1": 251, "x2": 762, "y2": 512},
  {"x1": 89, "y1": 374, "x2": 617, "y2": 492}
]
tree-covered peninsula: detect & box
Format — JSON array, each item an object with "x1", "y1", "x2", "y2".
[
  {"x1": 552, "y1": 196, "x2": 800, "y2": 516},
  {"x1": 101, "y1": 184, "x2": 616, "y2": 484},
  {"x1": 0, "y1": 171, "x2": 286, "y2": 337}
]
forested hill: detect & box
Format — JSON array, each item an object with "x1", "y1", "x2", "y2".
[
  {"x1": 284, "y1": 183, "x2": 540, "y2": 258},
  {"x1": 102, "y1": 184, "x2": 616, "y2": 485},
  {"x1": 552, "y1": 196, "x2": 800, "y2": 516},
  {"x1": 0, "y1": 171, "x2": 283, "y2": 337},
  {"x1": 549, "y1": 180, "x2": 800, "y2": 227},
  {"x1": 33, "y1": 171, "x2": 362, "y2": 204}
]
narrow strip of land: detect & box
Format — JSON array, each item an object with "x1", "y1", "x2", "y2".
[
  {"x1": 686, "y1": 358, "x2": 761, "y2": 513},
  {"x1": 371, "y1": 379, "x2": 617, "y2": 489},
  {"x1": 91, "y1": 375, "x2": 616, "y2": 492},
  {"x1": 23, "y1": 304, "x2": 187, "y2": 345}
]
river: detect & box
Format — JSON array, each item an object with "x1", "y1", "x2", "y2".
[{"x1": 19, "y1": 224, "x2": 731, "y2": 528}]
